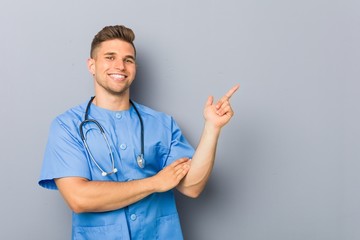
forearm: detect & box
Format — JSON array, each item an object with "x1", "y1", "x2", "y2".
[
  {"x1": 55, "y1": 158, "x2": 190, "y2": 213},
  {"x1": 177, "y1": 122, "x2": 221, "y2": 197},
  {"x1": 178, "y1": 84, "x2": 239, "y2": 197},
  {"x1": 55, "y1": 176, "x2": 157, "y2": 213}
]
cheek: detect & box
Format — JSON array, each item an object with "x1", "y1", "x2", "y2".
[
  {"x1": 95, "y1": 62, "x2": 110, "y2": 73},
  {"x1": 131, "y1": 65, "x2": 137, "y2": 75}
]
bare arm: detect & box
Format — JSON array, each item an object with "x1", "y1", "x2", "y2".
[
  {"x1": 177, "y1": 84, "x2": 240, "y2": 198},
  {"x1": 55, "y1": 158, "x2": 190, "y2": 213}
]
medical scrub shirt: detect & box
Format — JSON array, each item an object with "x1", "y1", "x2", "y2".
[{"x1": 39, "y1": 99, "x2": 194, "y2": 240}]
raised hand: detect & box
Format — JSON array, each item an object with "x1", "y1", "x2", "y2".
[{"x1": 203, "y1": 84, "x2": 240, "y2": 129}]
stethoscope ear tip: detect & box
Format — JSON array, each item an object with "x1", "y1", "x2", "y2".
[
  {"x1": 113, "y1": 168, "x2": 118, "y2": 173},
  {"x1": 101, "y1": 172, "x2": 107, "y2": 176}
]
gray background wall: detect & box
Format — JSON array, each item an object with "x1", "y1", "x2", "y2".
[{"x1": 1, "y1": 0, "x2": 359, "y2": 239}]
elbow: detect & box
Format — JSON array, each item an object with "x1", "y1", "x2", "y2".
[
  {"x1": 178, "y1": 187, "x2": 203, "y2": 199},
  {"x1": 55, "y1": 177, "x2": 93, "y2": 213},
  {"x1": 70, "y1": 204, "x2": 86, "y2": 214},
  {"x1": 65, "y1": 196, "x2": 90, "y2": 214},
  {"x1": 186, "y1": 191, "x2": 202, "y2": 199}
]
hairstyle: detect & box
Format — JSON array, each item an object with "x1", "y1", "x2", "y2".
[{"x1": 90, "y1": 25, "x2": 136, "y2": 58}]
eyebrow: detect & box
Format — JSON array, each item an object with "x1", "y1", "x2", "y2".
[{"x1": 104, "y1": 52, "x2": 136, "y2": 60}]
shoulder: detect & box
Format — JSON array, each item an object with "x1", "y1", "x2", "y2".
[
  {"x1": 132, "y1": 101, "x2": 169, "y2": 118},
  {"x1": 51, "y1": 101, "x2": 88, "y2": 132},
  {"x1": 131, "y1": 101, "x2": 175, "y2": 130}
]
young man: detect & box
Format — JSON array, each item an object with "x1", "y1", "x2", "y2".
[{"x1": 39, "y1": 25, "x2": 239, "y2": 240}]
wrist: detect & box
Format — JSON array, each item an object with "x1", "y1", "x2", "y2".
[
  {"x1": 147, "y1": 175, "x2": 161, "y2": 193},
  {"x1": 203, "y1": 121, "x2": 221, "y2": 137}
]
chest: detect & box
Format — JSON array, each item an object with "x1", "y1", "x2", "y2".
[{"x1": 81, "y1": 115, "x2": 171, "y2": 181}]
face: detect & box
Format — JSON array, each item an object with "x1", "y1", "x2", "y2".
[{"x1": 87, "y1": 39, "x2": 136, "y2": 98}]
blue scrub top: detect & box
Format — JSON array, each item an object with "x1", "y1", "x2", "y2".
[{"x1": 39, "y1": 99, "x2": 194, "y2": 240}]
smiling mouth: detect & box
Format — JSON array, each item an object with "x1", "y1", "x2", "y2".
[{"x1": 108, "y1": 73, "x2": 127, "y2": 81}]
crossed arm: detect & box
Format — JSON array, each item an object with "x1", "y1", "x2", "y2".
[{"x1": 55, "y1": 84, "x2": 240, "y2": 213}]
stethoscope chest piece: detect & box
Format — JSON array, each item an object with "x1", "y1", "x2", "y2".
[
  {"x1": 137, "y1": 154, "x2": 145, "y2": 168},
  {"x1": 80, "y1": 96, "x2": 145, "y2": 176}
]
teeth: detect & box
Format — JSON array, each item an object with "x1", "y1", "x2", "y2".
[{"x1": 110, "y1": 74, "x2": 125, "y2": 79}]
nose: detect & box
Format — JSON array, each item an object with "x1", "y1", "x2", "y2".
[{"x1": 114, "y1": 59, "x2": 125, "y2": 70}]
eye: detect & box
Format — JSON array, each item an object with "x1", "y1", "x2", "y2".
[
  {"x1": 105, "y1": 56, "x2": 115, "y2": 61},
  {"x1": 124, "y1": 58, "x2": 135, "y2": 64}
]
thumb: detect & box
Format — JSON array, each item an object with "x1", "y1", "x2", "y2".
[{"x1": 205, "y1": 95, "x2": 214, "y2": 107}]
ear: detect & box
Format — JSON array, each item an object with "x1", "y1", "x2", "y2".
[{"x1": 87, "y1": 58, "x2": 95, "y2": 75}]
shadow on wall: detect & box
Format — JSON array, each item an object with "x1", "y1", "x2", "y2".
[
  {"x1": 130, "y1": 48, "x2": 157, "y2": 105},
  {"x1": 130, "y1": 48, "x2": 242, "y2": 239},
  {"x1": 130, "y1": 51, "x2": 205, "y2": 239},
  {"x1": 175, "y1": 169, "x2": 235, "y2": 240}
]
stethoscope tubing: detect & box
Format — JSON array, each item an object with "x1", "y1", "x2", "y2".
[{"x1": 79, "y1": 96, "x2": 145, "y2": 176}]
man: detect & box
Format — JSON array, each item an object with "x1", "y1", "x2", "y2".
[{"x1": 39, "y1": 25, "x2": 239, "y2": 240}]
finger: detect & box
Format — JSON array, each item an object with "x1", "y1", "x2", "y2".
[
  {"x1": 173, "y1": 161, "x2": 191, "y2": 172},
  {"x1": 171, "y1": 158, "x2": 189, "y2": 166},
  {"x1": 175, "y1": 165, "x2": 190, "y2": 180},
  {"x1": 221, "y1": 84, "x2": 240, "y2": 102},
  {"x1": 216, "y1": 84, "x2": 240, "y2": 109},
  {"x1": 217, "y1": 104, "x2": 233, "y2": 116},
  {"x1": 216, "y1": 96, "x2": 231, "y2": 111},
  {"x1": 216, "y1": 102, "x2": 231, "y2": 115},
  {"x1": 216, "y1": 101, "x2": 228, "y2": 114},
  {"x1": 225, "y1": 84, "x2": 240, "y2": 99},
  {"x1": 205, "y1": 95, "x2": 214, "y2": 108},
  {"x1": 175, "y1": 163, "x2": 190, "y2": 175},
  {"x1": 171, "y1": 158, "x2": 190, "y2": 170}
]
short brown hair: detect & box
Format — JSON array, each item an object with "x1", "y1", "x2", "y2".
[{"x1": 90, "y1": 25, "x2": 136, "y2": 58}]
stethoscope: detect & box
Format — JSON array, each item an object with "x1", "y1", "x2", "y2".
[{"x1": 79, "y1": 96, "x2": 145, "y2": 176}]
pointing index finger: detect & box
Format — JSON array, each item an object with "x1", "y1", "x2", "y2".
[
  {"x1": 215, "y1": 84, "x2": 240, "y2": 109},
  {"x1": 224, "y1": 84, "x2": 240, "y2": 100},
  {"x1": 217, "y1": 84, "x2": 240, "y2": 103}
]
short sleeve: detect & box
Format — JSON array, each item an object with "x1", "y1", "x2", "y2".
[
  {"x1": 38, "y1": 118, "x2": 91, "y2": 190},
  {"x1": 164, "y1": 119, "x2": 195, "y2": 167}
]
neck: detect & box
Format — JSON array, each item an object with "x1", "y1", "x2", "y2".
[{"x1": 93, "y1": 94, "x2": 131, "y2": 111}]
